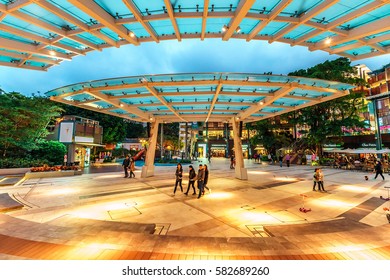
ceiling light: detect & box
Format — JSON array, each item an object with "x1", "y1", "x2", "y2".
[
  {"x1": 119, "y1": 103, "x2": 124, "y2": 107},
  {"x1": 222, "y1": 25, "x2": 228, "y2": 32},
  {"x1": 259, "y1": 101, "x2": 264, "y2": 105},
  {"x1": 235, "y1": 26, "x2": 241, "y2": 33},
  {"x1": 325, "y1": 37, "x2": 331, "y2": 45},
  {"x1": 129, "y1": 31, "x2": 135, "y2": 38},
  {"x1": 49, "y1": 50, "x2": 56, "y2": 56}
]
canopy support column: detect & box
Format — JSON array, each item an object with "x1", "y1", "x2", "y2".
[
  {"x1": 141, "y1": 120, "x2": 160, "y2": 178},
  {"x1": 231, "y1": 118, "x2": 248, "y2": 180}
]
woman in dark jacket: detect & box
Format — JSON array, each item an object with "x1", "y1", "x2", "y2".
[
  {"x1": 203, "y1": 164, "x2": 211, "y2": 194},
  {"x1": 374, "y1": 160, "x2": 385, "y2": 180},
  {"x1": 184, "y1": 165, "x2": 197, "y2": 195},
  {"x1": 173, "y1": 163, "x2": 183, "y2": 194}
]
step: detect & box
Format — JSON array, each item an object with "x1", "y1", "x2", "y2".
[{"x1": 0, "y1": 193, "x2": 24, "y2": 212}]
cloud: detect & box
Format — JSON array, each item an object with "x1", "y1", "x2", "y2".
[{"x1": 1, "y1": 39, "x2": 389, "y2": 96}]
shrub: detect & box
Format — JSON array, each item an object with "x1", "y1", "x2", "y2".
[
  {"x1": 30, "y1": 140, "x2": 66, "y2": 165},
  {"x1": 261, "y1": 155, "x2": 269, "y2": 161},
  {"x1": 111, "y1": 148, "x2": 131, "y2": 158},
  {"x1": 0, "y1": 158, "x2": 50, "y2": 168}
]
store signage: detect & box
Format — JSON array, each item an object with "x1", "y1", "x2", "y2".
[
  {"x1": 59, "y1": 122, "x2": 74, "y2": 143},
  {"x1": 211, "y1": 144, "x2": 226, "y2": 147},
  {"x1": 75, "y1": 136, "x2": 94, "y2": 143},
  {"x1": 361, "y1": 143, "x2": 377, "y2": 147},
  {"x1": 323, "y1": 144, "x2": 342, "y2": 148}
]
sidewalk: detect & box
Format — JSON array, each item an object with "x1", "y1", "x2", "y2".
[{"x1": 0, "y1": 158, "x2": 389, "y2": 259}]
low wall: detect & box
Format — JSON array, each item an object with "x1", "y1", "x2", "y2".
[
  {"x1": 24, "y1": 170, "x2": 82, "y2": 179},
  {"x1": 0, "y1": 168, "x2": 30, "y2": 176}
]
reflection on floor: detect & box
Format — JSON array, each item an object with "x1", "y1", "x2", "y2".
[{"x1": 0, "y1": 158, "x2": 389, "y2": 260}]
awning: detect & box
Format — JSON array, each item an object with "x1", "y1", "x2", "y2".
[
  {"x1": 75, "y1": 142, "x2": 105, "y2": 147},
  {"x1": 328, "y1": 148, "x2": 390, "y2": 154}
]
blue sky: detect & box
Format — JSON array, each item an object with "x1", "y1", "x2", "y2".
[{"x1": 1, "y1": 39, "x2": 389, "y2": 96}]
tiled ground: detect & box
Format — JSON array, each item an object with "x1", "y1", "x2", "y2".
[{"x1": 0, "y1": 158, "x2": 390, "y2": 260}]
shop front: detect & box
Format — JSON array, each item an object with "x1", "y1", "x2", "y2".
[{"x1": 210, "y1": 143, "x2": 227, "y2": 157}]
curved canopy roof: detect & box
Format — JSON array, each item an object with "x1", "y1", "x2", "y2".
[
  {"x1": 0, "y1": 0, "x2": 389, "y2": 71},
  {"x1": 46, "y1": 72, "x2": 355, "y2": 123}
]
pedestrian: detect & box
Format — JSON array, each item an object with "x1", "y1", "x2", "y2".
[
  {"x1": 318, "y1": 168, "x2": 326, "y2": 191},
  {"x1": 184, "y1": 165, "x2": 197, "y2": 196},
  {"x1": 278, "y1": 154, "x2": 283, "y2": 167},
  {"x1": 207, "y1": 153, "x2": 211, "y2": 163},
  {"x1": 173, "y1": 163, "x2": 183, "y2": 195},
  {"x1": 203, "y1": 164, "x2": 211, "y2": 194},
  {"x1": 129, "y1": 157, "x2": 135, "y2": 178},
  {"x1": 313, "y1": 168, "x2": 320, "y2": 191},
  {"x1": 374, "y1": 160, "x2": 385, "y2": 180},
  {"x1": 285, "y1": 153, "x2": 291, "y2": 167},
  {"x1": 197, "y1": 164, "x2": 205, "y2": 199},
  {"x1": 268, "y1": 153, "x2": 273, "y2": 164},
  {"x1": 230, "y1": 154, "x2": 235, "y2": 169},
  {"x1": 122, "y1": 155, "x2": 130, "y2": 178}
]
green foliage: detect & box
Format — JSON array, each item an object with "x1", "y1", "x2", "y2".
[
  {"x1": 111, "y1": 147, "x2": 131, "y2": 158},
  {"x1": 287, "y1": 57, "x2": 368, "y2": 155},
  {"x1": 260, "y1": 155, "x2": 269, "y2": 161},
  {"x1": 0, "y1": 92, "x2": 63, "y2": 157},
  {"x1": 249, "y1": 120, "x2": 293, "y2": 154},
  {"x1": 30, "y1": 140, "x2": 67, "y2": 165},
  {"x1": 0, "y1": 158, "x2": 50, "y2": 168},
  {"x1": 103, "y1": 156, "x2": 115, "y2": 163}
]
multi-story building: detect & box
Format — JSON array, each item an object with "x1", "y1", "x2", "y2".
[
  {"x1": 187, "y1": 121, "x2": 255, "y2": 159},
  {"x1": 48, "y1": 115, "x2": 104, "y2": 167}
]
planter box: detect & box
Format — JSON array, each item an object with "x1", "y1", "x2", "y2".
[
  {"x1": 0, "y1": 168, "x2": 30, "y2": 176},
  {"x1": 25, "y1": 170, "x2": 82, "y2": 179}
]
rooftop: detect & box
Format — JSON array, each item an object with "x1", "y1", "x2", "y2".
[{"x1": 46, "y1": 72, "x2": 355, "y2": 123}]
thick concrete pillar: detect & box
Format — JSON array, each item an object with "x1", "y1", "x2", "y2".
[
  {"x1": 141, "y1": 120, "x2": 160, "y2": 178},
  {"x1": 231, "y1": 118, "x2": 248, "y2": 180}
]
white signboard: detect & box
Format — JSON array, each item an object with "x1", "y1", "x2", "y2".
[
  {"x1": 74, "y1": 136, "x2": 94, "y2": 143},
  {"x1": 59, "y1": 122, "x2": 74, "y2": 143}
]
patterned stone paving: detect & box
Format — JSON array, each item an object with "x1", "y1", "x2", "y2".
[{"x1": 0, "y1": 158, "x2": 389, "y2": 260}]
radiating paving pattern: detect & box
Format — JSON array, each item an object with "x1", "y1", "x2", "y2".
[
  {"x1": 0, "y1": 158, "x2": 390, "y2": 260},
  {"x1": 0, "y1": 0, "x2": 389, "y2": 70}
]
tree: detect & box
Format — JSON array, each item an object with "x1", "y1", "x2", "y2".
[
  {"x1": 0, "y1": 92, "x2": 63, "y2": 157},
  {"x1": 248, "y1": 120, "x2": 293, "y2": 155},
  {"x1": 160, "y1": 123, "x2": 180, "y2": 150},
  {"x1": 31, "y1": 140, "x2": 67, "y2": 165},
  {"x1": 287, "y1": 57, "x2": 367, "y2": 155}
]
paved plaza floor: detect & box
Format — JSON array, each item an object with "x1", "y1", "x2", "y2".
[{"x1": 1, "y1": 158, "x2": 390, "y2": 260}]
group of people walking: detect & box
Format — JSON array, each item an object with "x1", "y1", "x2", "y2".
[
  {"x1": 173, "y1": 163, "x2": 210, "y2": 199},
  {"x1": 122, "y1": 155, "x2": 136, "y2": 178}
]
